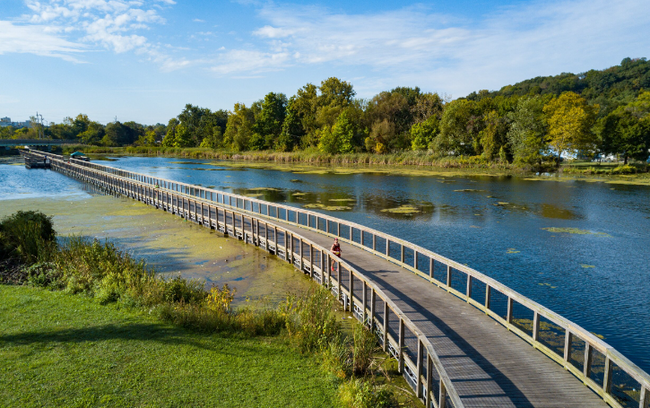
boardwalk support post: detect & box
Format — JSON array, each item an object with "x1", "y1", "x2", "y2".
[{"x1": 398, "y1": 318, "x2": 404, "y2": 373}]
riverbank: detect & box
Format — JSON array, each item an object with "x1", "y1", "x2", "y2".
[
  {"x1": 61, "y1": 145, "x2": 650, "y2": 185},
  {"x1": 0, "y1": 209, "x2": 419, "y2": 408},
  {"x1": 0, "y1": 285, "x2": 337, "y2": 407}
]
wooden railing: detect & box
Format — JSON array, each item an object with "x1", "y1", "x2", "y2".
[
  {"x1": 28, "y1": 149, "x2": 650, "y2": 408},
  {"x1": 26, "y1": 150, "x2": 463, "y2": 408}
]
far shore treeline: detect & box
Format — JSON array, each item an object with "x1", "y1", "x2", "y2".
[{"x1": 3, "y1": 58, "x2": 650, "y2": 167}]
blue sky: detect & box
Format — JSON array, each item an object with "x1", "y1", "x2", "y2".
[{"x1": 1, "y1": 0, "x2": 649, "y2": 125}]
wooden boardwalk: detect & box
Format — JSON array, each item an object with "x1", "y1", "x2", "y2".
[
  {"x1": 23, "y1": 149, "x2": 650, "y2": 408},
  {"x1": 275, "y1": 221, "x2": 607, "y2": 408}
]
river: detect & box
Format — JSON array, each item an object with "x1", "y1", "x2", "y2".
[{"x1": 2, "y1": 155, "x2": 649, "y2": 372}]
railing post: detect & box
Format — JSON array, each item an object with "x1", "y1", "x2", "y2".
[
  {"x1": 383, "y1": 303, "x2": 389, "y2": 352},
  {"x1": 446, "y1": 265, "x2": 452, "y2": 287},
  {"x1": 299, "y1": 238, "x2": 303, "y2": 271},
  {"x1": 583, "y1": 343, "x2": 593, "y2": 378},
  {"x1": 507, "y1": 297, "x2": 513, "y2": 324},
  {"x1": 439, "y1": 379, "x2": 447, "y2": 408},
  {"x1": 466, "y1": 274, "x2": 472, "y2": 300},
  {"x1": 373, "y1": 234, "x2": 376, "y2": 251},
  {"x1": 309, "y1": 244, "x2": 314, "y2": 278},
  {"x1": 360, "y1": 230, "x2": 364, "y2": 246},
  {"x1": 337, "y1": 262, "x2": 341, "y2": 302},
  {"x1": 400, "y1": 245, "x2": 405, "y2": 263},
  {"x1": 429, "y1": 257, "x2": 434, "y2": 278},
  {"x1": 532, "y1": 311, "x2": 540, "y2": 341},
  {"x1": 639, "y1": 387, "x2": 648, "y2": 408},
  {"x1": 485, "y1": 285, "x2": 491, "y2": 311},
  {"x1": 603, "y1": 356, "x2": 612, "y2": 395},
  {"x1": 386, "y1": 239, "x2": 389, "y2": 257},
  {"x1": 398, "y1": 318, "x2": 404, "y2": 373},
  {"x1": 370, "y1": 289, "x2": 376, "y2": 331},
  {"x1": 564, "y1": 330, "x2": 572, "y2": 362},
  {"x1": 362, "y1": 281, "x2": 367, "y2": 325},
  {"x1": 414, "y1": 251, "x2": 418, "y2": 270},
  {"x1": 426, "y1": 355, "x2": 433, "y2": 408},
  {"x1": 349, "y1": 269, "x2": 354, "y2": 313},
  {"x1": 417, "y1": 339, "x2": 423, "y2": 398}
]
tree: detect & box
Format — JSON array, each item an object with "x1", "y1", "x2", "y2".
[
  {"x1": 78, "y1": 121, "x2": 105, "y2": 145},
  {"x1": 101, "y1": 122, "x2": 136, "y2": 147},
  {"x1": 507, "y1": 96, "x2": 549, "y2": 165},
  {"x1": 277, "y1": 98, "x2": 304, "y2": 152},
  {"x1": 478, "y1": 110, "x2": 509, "y2": 161},
  {"x1": 543, "y1": 92, "x2": 599, "y2": 163},
  {"x1": 319, "y1": 77, "x2": 355, "y2": 108},
  {"x1": 223, "y1": 103, "x2": 255, "y2": 151},
  {"x1": 253, "y1": 92, "x2": 287, "y2": 149},
  {"x1": 162, "y1": 118, "x2": 180, "y2": 147},
  {"x1": 318, "y1": 109, "x2": 363, "y2": 154},
  {"x1": 436, "y1": 99, "x2": 482, "y2": 156},
  {"x1": 410, "y1": 115, "x2": 439, "y2": 151},
  {"x1": 599, "y1": 91, "x2": 650, "y2": 164}
]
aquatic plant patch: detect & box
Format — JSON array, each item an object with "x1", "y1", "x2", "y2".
[{"x1": 541, "y1": 227, "x2": 611, "y2": 237}]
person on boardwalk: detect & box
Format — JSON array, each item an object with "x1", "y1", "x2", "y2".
[
  {"x1": 331, "y1": 238, "x2": 341, "y2": 272},
  {"x1": 331, "y1": 238, "x2": 341, "y2": 258}
]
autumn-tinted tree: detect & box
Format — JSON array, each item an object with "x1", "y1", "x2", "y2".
[{"x1": 543, "y1": 92, "x2": 599, "y2": 163}]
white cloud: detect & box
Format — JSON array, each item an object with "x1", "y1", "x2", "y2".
[
  {"x1": 0, "y1": 21, "x2": 86, "y2": 62},
  {"x1": 5, "y1": 0, "x2": 189, "y2": 69},
  {"x1": 210, "y1": 0, "x2": 650, "y2": 96},
  {"x1": 211, "y1": 49, "x2": 291, "y2": 74}
]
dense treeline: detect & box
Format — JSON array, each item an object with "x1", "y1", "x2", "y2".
[{"x1": 3, "y1": 58, "x2": 649, "y2": 166}]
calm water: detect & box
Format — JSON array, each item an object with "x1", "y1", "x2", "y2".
[{"x1": 2, "y1": 156, "x2": 649, "y2": 372}]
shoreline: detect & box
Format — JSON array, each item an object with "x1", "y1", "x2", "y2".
[{"x1": 58, "y1": 145, "x2": 650, "y2": 186}]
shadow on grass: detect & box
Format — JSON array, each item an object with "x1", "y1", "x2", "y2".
[{"x1": 0, "y1": 322, "x2": 258, "y2": 355}]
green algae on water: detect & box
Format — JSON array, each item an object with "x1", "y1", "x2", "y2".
[
  {"x1": 381, "y1": 205, "x2": 421, "y2": 215},
  {"x1": 542, "y1": 227, "x2": 611, "y2": 237},
  {"x1": 303, "y1": 203, "x2": 351, "y2": 211}
]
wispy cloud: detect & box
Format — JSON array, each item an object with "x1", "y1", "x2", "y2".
[
  {"x1": 0, "y1": 21, "x2": 86, "y2": 62},
  {"x1": 211, "y1": 0, "x2": 650, "y2": 96},
  {"x1": 2, "y1": 0, "x2": 186, "y2": 68}
]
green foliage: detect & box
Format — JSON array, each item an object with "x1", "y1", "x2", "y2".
[
  {"x1": 410, "y1": 115, "x2": 439, "y2": 151},
  {"x1": 599, "y1": 91, "x2": 650, "y2": 164},
  {"x1": 352, "y1": 321, "x2": 377, "y2": 376},
  {"x1": 0, "y1": 210, "x2": 56, "y2": 265},
  {"x1": 507, "y1": 96, "x2": 549, "y2": 165},
  {"x1": 280, "y1": 286, "x2": 341, "y2": 352},
  {"x1": 338, "y1": 378, "x2": 399, "y2": 408},
  {"x1": 543, "y1": 92, "x2": 599, "y2": 162}
]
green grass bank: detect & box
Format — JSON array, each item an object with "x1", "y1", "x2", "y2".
[{"x1": 0, "y1": 284, "x2": 337, "y2": 408}]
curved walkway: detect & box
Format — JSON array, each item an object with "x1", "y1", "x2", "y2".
[{"x1": 275, "y1": 221, "x2": 607, "y2": 408}]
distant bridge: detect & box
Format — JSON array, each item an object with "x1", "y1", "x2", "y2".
[
  {"x1": 0, "y1": 139, "x2": 77, "y2": 148},
  {"x1": 22, "y1": 149, "x2": 650, "y2": 408}
]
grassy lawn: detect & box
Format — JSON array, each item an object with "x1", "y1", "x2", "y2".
[{"x1": 0, "y1": 285, "x2": 338, "y2": 408}]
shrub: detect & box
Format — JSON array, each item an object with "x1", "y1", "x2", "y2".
[
  {"x1": 0, "y1": 210, "x2": 56, "y2": 264},
  {"x1": 338, "y1": 378, "x2": 398, "y2": 408},
  {"x1": 280, "y1": 287, "x2": 341, "y2": 352},
  {"x1": 25, "y1": 262, "x2": 61, "y2": 288},
  {"x1": 611, "y1": 164, "x2": 637, "y2": 174},
  {"x1": 352, "y1": 322, "x2": 377, "y2": 376}
]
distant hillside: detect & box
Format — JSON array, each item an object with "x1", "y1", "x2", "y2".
[{"x1": 466, "y1": 57, "x2": 650, "y2": 115}]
